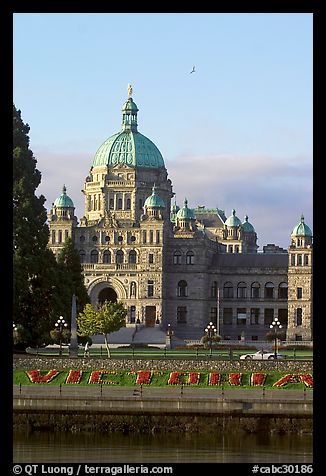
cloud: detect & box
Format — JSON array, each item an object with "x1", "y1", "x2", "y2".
[{"x1": 166, "y1": 153, "x2": 312, "y2": 248}]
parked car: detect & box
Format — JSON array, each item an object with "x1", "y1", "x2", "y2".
[{"x1": 239, "y1": 350, "x2": 285, "y2": 360}]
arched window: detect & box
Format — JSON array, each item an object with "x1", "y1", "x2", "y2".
[
  {"x1": 126, "y1": 198, "x2": 131, "y2": 210},
  {"x1": 297, "y1": 254, "x2": 302, "y2": 266},
  {"x1": 51, "y1": 230, "x2": 56, "y2": 244},
  {"x1": 79, "y1": 250, "x2": 86, "y2": 263},
  {"x1": 103, "y1": 250, "x2": 111, "y2": 264},
  {"x1": 278, "y1": 282, "x2": 288, "y2": 299},
  {"x1": 130, "y1": 282, "x2": 137, "y2": 297},
  {"x1": 177, "y1": 280, "x2": 188, "y2": 297},
  {"x1": 65, "y1": 230, "x2": 69, "y2": 240},
  {"x1": 296, "y1": 308, "x2": 302, "y2": 326},
  {"x1": 186, "y1": 251, "x2": 194, "y2": 265},
  {"x1": 173, "y1": 251, "x2": 182, "y2": 265},
  {"x1": 116, "y1": 250, "x2": 124, "y2": 264},
  {"x1": 223, "y1": 282, "x2": 233, "y2": 299},
  {"x1": 129, "y1": 250, "x2": 137, "y2": 264},
  {"x1": 264, "y1": 282, "x2": 274, "y2": 299},
  {"x1": 251, "y1": 282, "x2": 260, "y2": 299},
  {"x1": 117, "y1": 198, "x2": 123, "y2": 209},
  {"x1": 58, "y1": 230, "x2": 62, "y2": 243},
  {"x1": 237, "y1": 282, "x2": 247, "y2": 299},
  {"x1": 90, "y1": 250, "x2": 98, "y2": 263}
]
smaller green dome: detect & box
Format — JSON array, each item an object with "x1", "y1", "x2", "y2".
[
  {"x1": 225, "y1": 209, "x2": 242, "y2": 227},
  {"x1": 54, "y1": 185, "x2": 74, "y2": 208},
  {"x1": 122, "y1": 97, "x2": 139, "y2": 113},
  {"x1": 144, "y1": 185, "x2": 165, "y2": 208},
  {"x1": 176, "y1": 198, "x2": 195, "y2": 220},
  {"x1": 291, "y1": 215, "x2": 312, "y2": 237},
  {"x1": 242, "y1": 215, "x2": 255, "y2": 232}
]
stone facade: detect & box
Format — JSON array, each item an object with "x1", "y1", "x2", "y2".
[{"x1": 47, "y1": 93, "x2": 313, "y2": 343}]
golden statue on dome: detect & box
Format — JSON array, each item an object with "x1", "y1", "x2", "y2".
[{"x1": 127, "y1": 83, "x2": 133, "y2": 98}]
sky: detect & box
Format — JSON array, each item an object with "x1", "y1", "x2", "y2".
[{"x1": 13, "y1": 13, "x2": 313, "y2": 250}]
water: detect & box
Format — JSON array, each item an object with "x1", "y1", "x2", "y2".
[{"x1": 13, "y1": 430, "x2": 312, "y2": 464}]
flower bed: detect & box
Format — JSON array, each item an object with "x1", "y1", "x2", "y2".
[
  {"x1": 19, "y1": 369, "x2": 313, "y2": 389},
  {"x1": 26, "y1": 370, "x2": 59, "y2": 384},
  {"x1": 167, "y1": 372, "x2": 184, "y2": 385},
  {"x1": 250, "y1": 373, "x2": 266, "y2": 386},
  {"x1": 273, "y1": 373, "x2": 313, "y2": 388},
  {"x1": 208, "y1": 372, "x2": 220, "y2": 386},
  {"x1": 65, "y1": 370, "x2": 82, "y2": 384},
  {"x1": 187, "y1": 372, "x2": 200, "y2": 385},
  {"x1": 88, "y1": 371, "x2": 119, "y2": 385},
  {"x1": 228, "y1": 373, "x2": 241, "y2": 386},
  {"x1": 299, "y1": 374, "x2": 313, "y2": 388},
  {"x1": 135, "y1": 371, "x2": 152, "y2": 385}
]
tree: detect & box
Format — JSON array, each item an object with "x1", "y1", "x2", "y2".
[
  {"x1": 77, "y1": 301, "x2": 127, "y2": 357},
  {"x1": 13, "y1": 104, "x2": 61, "y2": 345},
  {"x1": 201, "y1": 334, "x2": 221, "y2": 349},
  {"x1": 56, "y1": 237, "x2": 90, "y2": 321}
]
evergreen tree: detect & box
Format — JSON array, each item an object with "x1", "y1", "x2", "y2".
[
  {"x1": 56, "y1": 237, "x2": 90, "y2": 321},
  {"x1": 13, "y1": 104, "x2": 59, "y2": 345}
]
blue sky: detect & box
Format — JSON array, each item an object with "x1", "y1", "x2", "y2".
[{"x1": 13, "y1": 13, "x2": 313, "y2": 249}]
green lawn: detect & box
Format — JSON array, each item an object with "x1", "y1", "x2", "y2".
[{"x1": 13, "y1": 369, "x2": 313, "y2": 390}]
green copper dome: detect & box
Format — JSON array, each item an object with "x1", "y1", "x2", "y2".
[
  {"x1": 176, "y1": 198, "x2": 195, "y2": 220},
  {"x1": 242, "y1": 215, "x2": 255, "y2": 232},
  {"x1": 291, "y1": 215, "x2": 312, "y2": 237},
  {"x1": 54, "y1": 185, "x2": 74, "y2": 208},
  {"x1": 144, "y1": 185, "x2": 165, "y2": 208},
  {"x1": 225, "y1": 209, "x2": 242, "y2": 227},
  {"x1": 92, "y1": 97, "x2": 165, "y2": 169}
]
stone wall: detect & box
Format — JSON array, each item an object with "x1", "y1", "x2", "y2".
[{"x1": 13, "y1": 355, "x2": 312, "y2": 372}]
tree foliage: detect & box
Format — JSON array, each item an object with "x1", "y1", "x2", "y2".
[
  {"x1": 13, "y1": 104, "x2": 60, "y2": 345},
  {"x1": 77, "y1": 301, "x2": 127, "y2": 357},
  {"x1": 13, "y1": 105, "x2": 91, "y2": 347},
  {"x1": 201, "y1": 334, "x2": 221, "y2": 348},
  {"x1": 56, "y1": 237, "x2": 90, "y2": 319}
]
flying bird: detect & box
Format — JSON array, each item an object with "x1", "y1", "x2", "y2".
[{"x1": 190, "y1": 66, "x2": 195, "y2": 74}]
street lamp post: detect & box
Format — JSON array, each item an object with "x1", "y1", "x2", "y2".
[
  {"x1": 205, "y1": 321, "x2": 217, "y2": 356},
  {"x1": 166, "y1": 324, "x2": 174, "y2": 350},
  {"x1": 13, "y1": 323, "x2": 18, "y2": 345},
  {"x1": 269, "y1": 317, "x2": 282, "y2": 359},
  {"x1": 55, "y1": 316, "x2": 68, "y2": 356}
]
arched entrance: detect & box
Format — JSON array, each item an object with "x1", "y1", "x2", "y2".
[{"x1": 98, "y1": 287, "x2": 117, "y2": 305}]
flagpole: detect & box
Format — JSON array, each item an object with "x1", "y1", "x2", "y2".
[{"x1": 217, "y1": 287, "x2": 220, "y2": 336}]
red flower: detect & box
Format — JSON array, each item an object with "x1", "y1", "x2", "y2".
[
  {"x1": 66, "y1": 370, "x2": 82, "y2": 384},
  {"x1": 187, "y1": 372, "x2": 200, "y2": 385},
  {"x1": 88, "y1": 371, "x2": 118, "y2": 385},
  {"x1": 26, "y1": 370, "x2": 59, "y2": 384},
  {"x1": 273, "y1": 374, "x2": 300, "y2": 387},
  {"x1": 136, "y1": 371, "x2": 152, "y2": 385},
  {"x1": 299, "y1": 374, "x2": 313, "y2": 388},
  {"x1": 167, "y1": 372, "x2": 184, "y2": 385},
  {"x1": 228, "y1": 373, "x2": 241, "y2": 386},
  {"x1": 208, "y1": 373, "x2": 220, "y2": 385},
  {"x1": 250, "y1": 373, "x2": 266, "y2": 386}
]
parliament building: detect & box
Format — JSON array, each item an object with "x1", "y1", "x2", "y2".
[{"x1": 47, "y1": 90, "x2": 313, "y2": 343}]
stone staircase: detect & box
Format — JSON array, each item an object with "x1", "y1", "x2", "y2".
[
  {"x1": 132, "y1": 326, "x2": 167, "y2": 347},
  {"x1": 90, "y1": 325, "x2": 167, "y2": 347}
]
